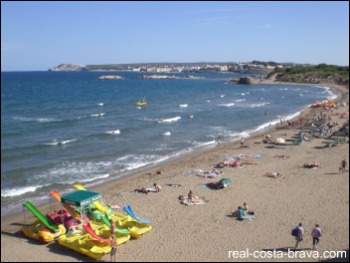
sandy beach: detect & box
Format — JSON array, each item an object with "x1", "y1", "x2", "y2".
[{"x1": 1, "y1": 81, "x2": 349, "y2": 262}]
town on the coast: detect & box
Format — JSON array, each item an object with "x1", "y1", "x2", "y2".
[
  {"x1": 49, "y1": 62, "x2": 349, "y2": 86},
  {"x1": 49, "y1": 61, "x2": 285, "y2": 74}
]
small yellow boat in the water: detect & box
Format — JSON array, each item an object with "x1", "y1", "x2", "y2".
[{"x1": 136, "y1": 98, "x2": 147, "y2": 107}]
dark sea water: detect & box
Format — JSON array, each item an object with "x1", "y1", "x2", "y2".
[{"x1": 1, "y1": 71, "x2": 337, "y2": 216}]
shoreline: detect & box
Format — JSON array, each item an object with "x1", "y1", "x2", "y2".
[
  {"x1": 1, "y1": 81, "x2": 340, "y2": 218},
  {"x1": 2, "y1": 80, "x2": 336, "y2": 218},
  {"x1": 1, "y1": 80, "x2": 347, "y2": 218},
  {"x1": 1, "y1": 80, "x2": 349, "y2": 262}
]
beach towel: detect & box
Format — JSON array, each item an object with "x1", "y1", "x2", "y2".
[
  {"x1": 202, "y1": 184, "x2": 211, "y2": 189},
  {"x1": 274, "y1": 138, "x2": 286, "y2": 144},
  {"x1": 166, "y1": 184, "x2": 182, "y2": 188},
  {"x1": 238, "y1": 214, "x2": 255, "y2": 221},
  {"x1": 179, "y1": 195, "x2": 209, "y2": 205},
  {"x1": 207, "y1": 172, "x2": 222, "y2": 178},
  {"x1": 181, "y1": 199, "x2": 209, "y2": 206},
  {"x1": 145, "y1": 188, "x2": 157, "y2": 192},
  {"x1": 246, "y1": 154, "x2": 263, "y2": 159}
]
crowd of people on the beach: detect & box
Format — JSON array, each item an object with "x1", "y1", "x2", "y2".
[
  {"x1": 27, "y1": 97, "x2": 349, "y2": 261},
  {"x1": 100, "y1": 90, "x2": 348, "y2": 261},
  {"x1": 127, "y1": 100, "x2": 348, "y2": 257},
  {"x1": 123, "y1": 103, "x2": 348, "y2": 261}
]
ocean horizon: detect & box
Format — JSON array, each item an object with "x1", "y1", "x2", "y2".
[{"x1": 1, "y1": 71, "x2": 337, "y2": 216}]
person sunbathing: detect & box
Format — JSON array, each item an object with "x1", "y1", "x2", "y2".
[
  {"x1": 134, "y1": 188, "x2": 150, "y2": 194},
  {"x1": 211, "y1": 169, "x2": 222, "y2": 175},
  {"x1": 188, "y1": 190, "x2": 197, "y2": 202},
  {"x1": 232, "y1": 161, "x2": 239, "y2": 168},
  {"x1": 206, "y1": 181, "x2": 224, "y2": 190},
  {"x1": 107, "y1": 203, "x2": 122, "y2": 209},
  {"x1": 205, "y1": 169, "x2": 223, "y2": 178},
  {"x1": 231, "y1": 206, "x2": 256, "y2": 220},
  {"x1": 304, "y1": 162, "x2": 320, "y2": 168},
  {"x1": 135, "y1": 187, "x2": 158, "y2": 194},
  {"x1": 187, "y1": 190, "x2": 207, "y2": 203},
  {"x1": 264, "y1": 172, "x2": 283, "y2": 178},
  {"x1": 214, "y1": 162, "x2": 225, "y2": 169}
]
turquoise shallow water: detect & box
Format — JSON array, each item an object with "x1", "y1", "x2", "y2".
[{"x1": 1, "y1": 71, "x2": 336, "y2": 215}]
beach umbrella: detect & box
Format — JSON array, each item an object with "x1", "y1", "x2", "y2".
[{"x1": 219, "y1": 178, "x2": 232, "y2": 187}]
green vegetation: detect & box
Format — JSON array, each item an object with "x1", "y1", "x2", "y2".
[
  {"x1": 267, "y1": 64, "x2": 349, "y2": 86},
  {"x1": 252, "y1": 61, "x2": 279, "y2": 67}
]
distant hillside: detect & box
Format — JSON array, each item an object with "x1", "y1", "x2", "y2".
[
  {"x1": 49, "y1": 64, "x2": 87, "y2": 71},
  {"x1": 267, "y1": 64, "x2": 349, "y2": 86}
]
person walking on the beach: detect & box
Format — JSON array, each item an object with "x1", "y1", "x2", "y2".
[
  {"x1": 240, "y1": 137, "x2": 245, "y2": 147},
  {"x1": 311, "y1": 224, "x2": 322, "y2": 250},
  {"x1": 217, "y1": 136, "x2": 221, "y2": 146},
  {"x1": 292, "y1": 223, "x2": 304, "y2": 249},
  {"x1": 110, "y1": 234, "x2": 117, "y2": 262},
  {"x1": 340, "y1": 158, "x2": 347, "y2": 173}
]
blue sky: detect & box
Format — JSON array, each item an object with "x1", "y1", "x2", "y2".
[{"x1": 1, "y1": 1, "x2": 349, "y2": 71}]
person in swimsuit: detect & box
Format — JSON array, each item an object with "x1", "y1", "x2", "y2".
[
  {"x1": 110, "y1": 235, "x2": 118, "y2": 262},
  {"x1": 340, "y1": 158, "x2": 347, "y2": 173},
  {"x1": 154, "y1": 183, "x2": 162, "y2": 192}
]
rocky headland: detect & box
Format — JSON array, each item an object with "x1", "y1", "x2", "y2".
[{"x1": 48, "y1": 64, "x2": 87, "y2": 71}]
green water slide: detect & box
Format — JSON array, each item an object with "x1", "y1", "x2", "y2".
[{"x1": 23, "y1": 201, "x2": 59, "y2": 232}]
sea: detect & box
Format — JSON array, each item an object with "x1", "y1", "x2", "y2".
[{"x1": 1, "y1": 71, "x2": 337, "y2": 216}]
